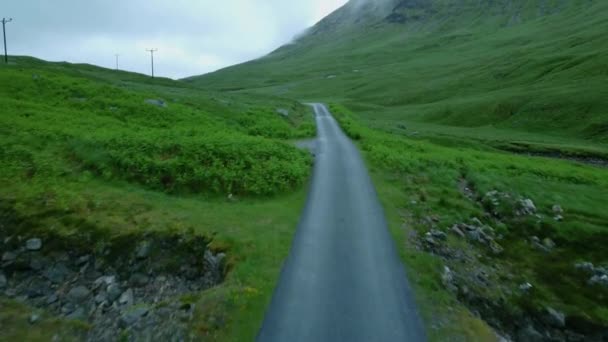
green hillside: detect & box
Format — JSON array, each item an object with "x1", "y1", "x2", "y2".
[
  {"x1": 188, "y1": 1, "x2": 608, "y2": 340},
  {"x1": 0, "y1": 57, "x2": 315, "y2": 341},
  {"x1": 189, "y1": 0, "x2": 608, "y2": 144}
]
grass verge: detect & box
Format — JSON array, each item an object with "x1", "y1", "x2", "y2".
[{"x1": 330, "y1": 103, "x2": 608, "y2": 340}]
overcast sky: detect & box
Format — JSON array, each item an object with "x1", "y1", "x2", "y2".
[{"x1": 2, "y1": 1, "x2": 348, "y2": 79}]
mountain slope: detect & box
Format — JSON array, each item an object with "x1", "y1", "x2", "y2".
[{"x1": 188, "y1": 0, "x2": 608, "y2": 142}]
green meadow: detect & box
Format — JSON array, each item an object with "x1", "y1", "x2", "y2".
[{"x1": 0, "y1": 56, "x2": 314, "y2": 341}]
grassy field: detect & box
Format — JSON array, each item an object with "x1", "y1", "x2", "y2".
[
  {"x1": 0, "y1": 56, "x2": 316, "y2": 340},
  {"x1": 330, "y1": 104, "x2": 608, "y2": 340}
]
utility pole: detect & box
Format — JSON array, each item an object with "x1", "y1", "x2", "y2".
[
  {"x1": 146, "y1": 48, "x2": 157, "y2": 78},
  {"x1": 2, "y1": 18, "x2": 13, "y2": 64},
  {"x1": 115, "y1": 54, "x2": 120, "y2": 70}
]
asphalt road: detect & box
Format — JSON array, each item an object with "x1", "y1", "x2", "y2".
[{"x1": 257, "y1": 104, "x2": 426, "y2": 342}]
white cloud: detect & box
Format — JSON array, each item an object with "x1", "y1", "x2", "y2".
[{"x1": 2, "y1": 0, "x2": 348, "y2": 78}]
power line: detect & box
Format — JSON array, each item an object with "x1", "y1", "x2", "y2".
[
  {"x1": 146, "y1": 48, "x2": 158, "y2": 78},
  {"x1": 2, "y1": 17, "x2": 13, "y2": 64}
]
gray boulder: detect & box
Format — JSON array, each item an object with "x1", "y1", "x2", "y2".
[
  {"x1": 46, "y1": 294, "x2": 58, "y2": 305},
  {"x1": 450, "y1": 225, "x2": 465, "y2": 238},
  {"x1": 94, "y1": 293, "x2": 108, "y2": 305},
  {"x1": 517, "y1": 198, "x2": 537, "y2": 216},
  {"x1": 135, "y1": 241, "x2": 152, "y2": 259},
  {"x1": 119, "y1": 306, "x2": 149, "y2": 327},
  {"x1": 589, "y1": 275, "x2": 608, "y2": 287},
  {"x1": 575, "y1": 262, "x2": 595, "y2": 273},
  {"x1": 67, "y1": 286, "x2": 91, "y2": 303},
  {"x1": 130, "y1": 273, "x2": 149, "y2": 287},
  {"x1": 43, "y1": 263, "x2": 71, "y2": 284},
  {"x1": 65, "y1": 307, "x2": 86, "y2": 321},
  {"x1": 2, "y1": 251, "x2": 17, "y2": 263},
  {"x1": 429, "y1": 229, "x2": 447, "y2": 241},
  {"x1": 542, "y1": 238, "x2": 556, "y2": 250},
  {"x1": 75, "y1": 255, "x2": 90, "y2": 266},
  {"x1": 119, "y1": 288, "x2": 134, "y2": 306},
  {"x1": 544, "y1": 307, "x2": 566, "y2": 328},
  {"x1": 94, "y1": 275, "x2": 116, "y2": 289},
  {"x1": 29, "y1": 313, "x2": 40, "y2": 324},
  {"x1": 106, "y1": 284, "x2": 122, "y2": 302},
  {"x1": 441, "y1": 266, "x2": 457, "y2": 292},
  {"x1": 25, "y1": 238, "x2": 42, "y2": 251},
  {"x1": 276, "y1": 108, "x2": 289, "y2": 117},
  {"x1": 519, "y1": 282, "x2": 533, "y2": 292},
  {"x1": 144, "y1": 99, "x2": 167, "y2": 108},
  {"x1": 517, "y1": 325, "x2": 544, "y2": 342},
  {"x1": 0, "y1": 271, "x2": 7, "y2": 288}
]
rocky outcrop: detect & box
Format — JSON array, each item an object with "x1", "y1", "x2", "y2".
[{"x1": 0, "y1": 231, "x2": 227, "y2": 341}]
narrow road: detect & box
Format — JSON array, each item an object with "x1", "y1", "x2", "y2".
[{"x1": 257, "y1": 104, "x2": 426, "y2": 341}]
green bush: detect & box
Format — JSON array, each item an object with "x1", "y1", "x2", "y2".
[
  {"x1": 69, "y1": 135, "x2": 311, "y2": 196},
  {"x1": 1, "y1": 58, "x2": 314, "y2": 197}
]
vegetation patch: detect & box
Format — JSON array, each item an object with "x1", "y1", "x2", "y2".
[
  {"x1": 68, "y1": 135, "x2": 310, "y2": 196},
  {"x1": 1, "y1": 57, "x2": 312, "y2": 340},
  {"x1": 331, "y1": 104, "x2": 608, "y2": 341}
]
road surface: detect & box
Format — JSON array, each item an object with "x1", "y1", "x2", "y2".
[{"x1": 257, "y1": 104, "x2": 426, "y2": 341}]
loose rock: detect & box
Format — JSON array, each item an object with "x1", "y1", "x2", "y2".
[
  {"x1": 29, "y1": 313, "x2": 40, "y2": 324},
  {"x1": 544, "y1": 307, "x2": 566, "y2": 328},
  {"x1": 120, "y1": 306, "x2": 149, "y2": 327},
  {"x1": 94, "y1": 275, "x2": 116, "y2": 288},
  {"x1": 76, "y1": 255, "x2": 90, "y2": 266},
  {"x1": 589, "y1": 275, "x2": 608, "y2": 287},
  {"x1": 0, "y1": 271, "x2": 7, "y2": 288},
  {"x1": 542, "y1": 238, "x2": 556, "y2": 250},
  {"x1": 517, "y1": 198, "x2": 537, "y2": 216},
  {"x1": 2, "y1": 251, "x2": 17, "y2": 263},
  {"x1": 65, "y1": 307, "x2": 86, "y2": 321},
  {"x1": 46, "y1": 294, "x2": 58, "y2": 305},
  {"x1": 25, "y1": 238, "x2": 42, "y2": 251},
  {"x1": 276, "y1": 108, "x2": 289, "y2": 117},
  {"x1": 135, "y1": 241, "x2": 152, "y2": 259},
  {"x1": 429, "y1": 229, "x2": 447, "y2": 241},
  {"x1": 575, "y1": 261, "x2": 595, "y2": 273},
  {"x1": 43, "y1": 263, "x2": 71, "y2": 284},
  {"x1": 130, "y1": 273, "x2": 149, "y2": 287},
  {"x1": 119, "y1": 288, "x2": 134, "y2": 306},
  {"x1": 450, "y1": 225, "x2": 465, "y2": 238},
  {"x1": 106, "y1": 284, "x2": 122, "y2": 302},
  {"x1": 519, "y1": 282, "x2": 533, "y2": 292},
  {"x1": 144, "y1": 99, "x2": 167, "y2": 108},
  {"x1": 67, "y1": 286, "x2": 91, "y2": 303},
  {"x1": 94, "y1": 293, "x2": 107, "y2": 305},
  {"x1": 517, "y1": 325, "x2": 544, "y2": 341},
  {"x1": 441, "y1": 266, "x2": 457, "y2": 292}
]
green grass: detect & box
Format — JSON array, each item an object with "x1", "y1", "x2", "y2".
[
  {"x1": 330, "y1": 104, "x2": 608, "y2": 339},
  {"x1": 0, "y1": 56, "x2": 316, "y2": 340},
  {"x1": 190, "y1": 0, "x2": 608, "y2": 146},
  {"x1": 0, "y1": 299, "x2": 89, "y2": 341}
]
